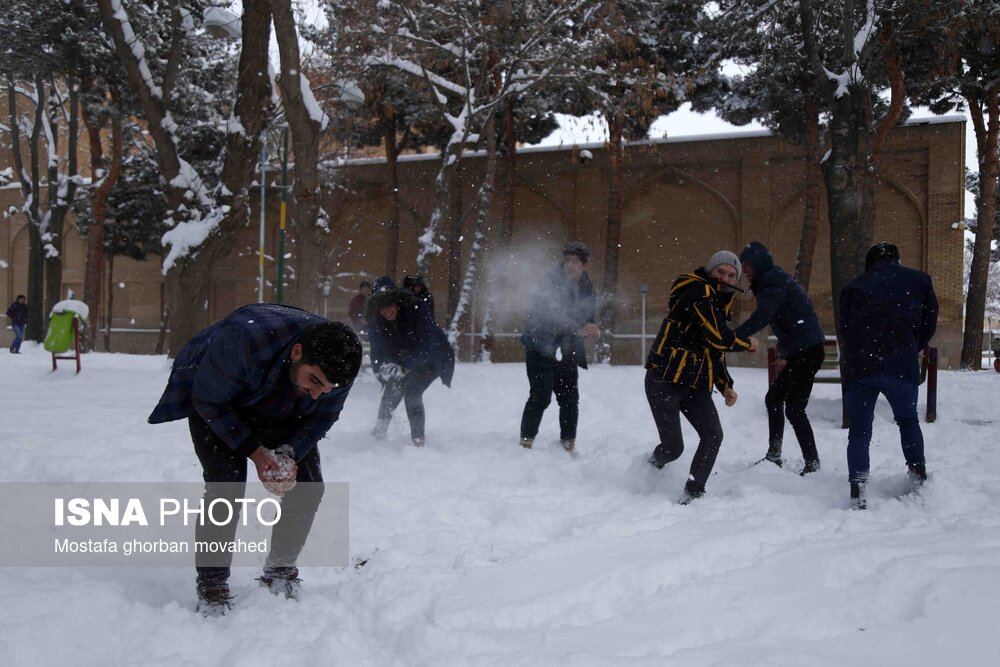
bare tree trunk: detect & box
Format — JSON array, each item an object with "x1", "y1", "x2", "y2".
[
  {"x1": 446, "y1": 165, "x2": 465, "y2": 322},
  {"x1": 44, "y1": 85, "x2": 79, "y2": 318},
  {"x1": 795, "y1": 95, "x2": 822, "y2": 289},
  {"x1": 962, "y1": 89, "x2": 1000, "y2": 369},
  {"x1": 105, "y1": 252, "x2": 114, "y2": 352},
  {"x1": 383, "y1": 110, "x2": 402, "y2": 278},
  {"x1": 155, "y1": 281, "x2": 168, "y2": 356},
  {"x1": 448, "y1": 111, "x2": 499, "y2": 346},
  {"x1": 501, "y1": 97, "x2": 517, "y2": 247},
  {"x1": 7, "y1": 77, "x2": 46, "y2": 341},
  {"x1": 596, "y1": 113, "x2": 624, "y2": 364},
  {"x1": 270, "y1": 0, "x2": 325, "y2": 312},
  {"x1": 81, "y1": 110, "x2": 121, "y2": 351}
]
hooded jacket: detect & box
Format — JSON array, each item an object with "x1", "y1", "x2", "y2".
[
  {"x1": 838, "y1": 258, "x2": 938, "y2": 384},
  {"x1": 645, "y1": 269, "x2": 753, "y2": 393},
  {"x1": 735, "y1": 242, "x2": 825, "y2": 357},
  {"x1": 521, "y1": 265, "x2": 597, "y2": 369},
  {"x1": 365, "y1": 284, "x2": 455, "y2": 386}
]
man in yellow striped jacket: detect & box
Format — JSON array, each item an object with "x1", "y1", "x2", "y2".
[{"x1": 644, "y1": 251, "x2": 759, "y2": 504}]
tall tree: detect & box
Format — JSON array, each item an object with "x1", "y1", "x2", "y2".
[
  {"x1": 324, "y1": 0, "x2": 601, "y2": 327},
  {"x1": 559, "y1": 0, "x2": 721, "y2": 362},
  {"x1": 95, "y1": 0, "x2": 271, "y2": 353},
  {"x1": 907, "y1": 2, "x2": 1000, "y2": 368}
]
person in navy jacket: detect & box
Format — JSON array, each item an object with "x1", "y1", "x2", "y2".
[
  {"x1": 6, "y1": 294, "x2": 27, "y2": 353},
  {"x1": 839, "y1": 242, "x2": 938, "y2": 509},
  {"x1": 366, "y1": 277, "x2": 455, "y2": 447},
  {"x1": 149, "y1": 303, "x2": 362, "y2": 615},
  {"x1": 519, "y1": 242, "x2": 599, "y2": 453},
  {"x1": 736, "y1": 242, "x2": 826, "y2": 474}
]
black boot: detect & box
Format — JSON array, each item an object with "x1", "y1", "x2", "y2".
[
  {"x1": 799, "y1": 459, "x2": 821, "y2": 476},
  {"x1": 907, "y1": 463, "x2": 927, "y2": 488},
  {"x1": 679, "y1": 483, "x2": 705, "y2": 505},
  {"x1": 196, "y1": 582, "x2": 234, "y2": 617},
  {"x1": 760, "y1": 442, "x2": 782, "y2": 468},
  {"x1": 648, "y1": 444, "x2": 671, "y2": 470},
  {"x1": 850, "y1": 482, "x2": 867, "y2": 510},
  {"x1": 258, "y1": 566, "x2": 302, "y2": 600}
]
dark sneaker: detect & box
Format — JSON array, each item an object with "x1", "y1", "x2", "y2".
[
  {"x1": 679, "y1": 485, "x2": 705, "y2": 505},
  {"x1": 258, "y1": 567, "x2": 301, "y2": 600},
  {"x1": 411, "y1": 436, "x2": 425, "y2": 448},
  {"x1": 371, "y1": 419, "x2": 390, "y2": 441},
  {"x1": 560, "y1": 439, "x2": 576, "y2": 452},
  {"x1": 519, "y1": 436, "x2": 534, "y2": 449},
  {"x1": 799, "y1": 459, "x2": 821, "y2": 476},
  {"x1": 196, "y1": 583, "x2": 233, "y2": 617},
  {"x1": 759, "y1": 444, "x2": 783, "y2": 468},
  {"x1": 850, "y1": 482, "x2": 867, "y2": 510},
  {"x1": 907, "y1": 463, "x2": 927, "y2": 488}
]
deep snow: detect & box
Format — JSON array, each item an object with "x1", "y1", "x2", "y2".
[{"x1": 1, "y1": 345, "x2": 999, "y2": 666}]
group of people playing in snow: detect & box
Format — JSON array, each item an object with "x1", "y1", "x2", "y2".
[
  {"x1": 148, "y1": 237, "x2": 937, "y2": 615},
  {"x1": 525, "y1": 240, "x2": 936, "y2": 509}
]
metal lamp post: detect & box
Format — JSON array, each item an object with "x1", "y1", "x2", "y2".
[
  {"x1": 639, "y1": 283, "x2": 649, "y2": 363},
  {"x1": 274, "y1": 81, "x2": 365, "y2": 305}
]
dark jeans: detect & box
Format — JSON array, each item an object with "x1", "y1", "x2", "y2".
[
  {"x1": 10, "y1": 323, "x2": 24, "y2": 352},
  {"x1": 766, "y1": 344, "x2": 824, "y2": 462},
  {"x1": 645, "y1": 370, "x2": 724, "y2": 493},
  {"x1": 377, "y1": 367, "x2": 437, "y2": 438},
  {"x1": 189, "y1": 415, "x2": 324, "y2": 586},
  {"x1": 844, "y1": 375, "x2": 924, "y2": 483},
  {"x1": 520, "y1": 349, "x2": 579, "y2": 440}
]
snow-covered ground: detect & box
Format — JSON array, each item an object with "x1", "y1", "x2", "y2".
[{"x1": 1, "y1": 344, "x2": 999, "y2": 666}]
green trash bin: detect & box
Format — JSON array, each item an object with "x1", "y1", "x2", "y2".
[{"x1": 44, "y1": 311, "x2": 78, "y2": 354}]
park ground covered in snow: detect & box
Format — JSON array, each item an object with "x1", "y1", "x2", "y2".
[{"x1": 1, "y1": 345, "x2": 999, "y2": 666}]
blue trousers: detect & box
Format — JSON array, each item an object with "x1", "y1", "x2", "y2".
[
  {"x1": 10, "y1": 323, "x2": 24, "y2": 352},
  {"x1": 844, "y1": 375, "x2": 924, "y2": 483}
]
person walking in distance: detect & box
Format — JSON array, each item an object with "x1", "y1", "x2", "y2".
[
  {"x1": 645, "y1": 251, "x2": 758, "y2": 503},
  {"x1": 839, "y1": 242, "x2": 938, "y2": 510},
  {"x1": 735, "y1": 242, "x2": 826, "y2": 475},
  {"x1": 519, "y1": 242, "x2": 599, "y2": 453},
  {"x1": 6, "y1": 294, "x2": 27, "y2": 354}
]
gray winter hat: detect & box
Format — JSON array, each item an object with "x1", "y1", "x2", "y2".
[{"x1": 706, "y1": 250, "x2": 741, "y2": 277}]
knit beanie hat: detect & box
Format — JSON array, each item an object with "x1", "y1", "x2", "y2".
[{"x1": 706, "y1": 250, "x2": 741, "y2": 277}]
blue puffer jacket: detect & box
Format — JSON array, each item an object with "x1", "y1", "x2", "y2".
[
  {"x1": 148, "y1": 304, "x2": 353, "y2": 461},
  {"x1": 365, "y1": 285, "x2": 455, "y2": 386},
  {"x1": 521, "y1": 265, "x2": 597, "y2": 369},
  {"x1": 735, "y1": 242, "x2": 825, "y2": 357},
  {"x1": 838, "y1": 259, "x2": 938, "y2": 384}
]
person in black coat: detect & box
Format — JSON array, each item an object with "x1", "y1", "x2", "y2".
[
  {"x1": 735, "y1": 242, "x2": 826, "y2": 474},
  {"x1": 6, "y1": 294, "x2": 27, "y2": 353},
  {"x1": 645, "y1": 251, "x2": 758, "y2": 503},
  {"x1": 366, "y1": 277, "x2": 455, "y2": 447},
  {"x1": 403, "y1": 274, "x2": 436, "y2": 321},
  {"x1": 519, "y1": 241, "x2": 599, "y2": 453},
  {"x1": 839, "y1": 242, "x2": 938, "y2": 509}
]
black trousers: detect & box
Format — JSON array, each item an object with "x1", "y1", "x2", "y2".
[
  {"x1": 645, "y1": 370, "x2": 724, "y2": 493},
  {"x1": 520, "y1": 349, "x2": 579, "y2": 440},
  {"x1": 377, "y1": 367, "x2": 438, "y2": 438},
  {"x1": 766, "y1": 343, "x2": 824, "y2": 462},
  {"x1": 189, "y1": 414, "x2": 324, "y2": 586}
]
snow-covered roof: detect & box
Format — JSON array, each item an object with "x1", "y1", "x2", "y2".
[{"x1": 338, "y1": 114, "x2": 966, "y2": 167}]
